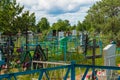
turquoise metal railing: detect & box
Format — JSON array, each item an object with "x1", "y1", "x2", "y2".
[{"x1": 1, "y1": 61, "x2": 120, "y2": 80}]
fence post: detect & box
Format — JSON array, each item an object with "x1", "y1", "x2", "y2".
[
  {"x1": 38, "y1": 69, "x2": 44, "y2": 80},
  {"x1": 71, "y1": 61, "x2": 75, "y2": 80},
  {"x1": 118, "y1": 76, "x2": 120, "y2": 80}
]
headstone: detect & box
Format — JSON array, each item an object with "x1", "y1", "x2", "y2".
[
  {"x1": 72, "y1": 30, "x2": 77, "y2": 36},
  {"x1": 28, "y1": 31, "x2": 33, "y2": 43},
  {"x1": 103, "y1": 43, "x2": 116, "y2": 80},
  {"x1": 58, "y1": 31, "x2": 64, "y2": 40},
  {"x1": 80, "y1": 32, "x2": 84, "y2": 46}
]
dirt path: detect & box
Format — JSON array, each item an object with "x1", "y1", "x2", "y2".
[{"x1": 67, "y1": 71, "x2": 106, "y2": 80}]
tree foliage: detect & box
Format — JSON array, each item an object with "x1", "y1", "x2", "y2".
[
  {"x1": 16, "y1": 11, "x2": 36, "y2": 32},
  {"x1": 0, "y1": 0, "x2": 24, "y2": 34},
  {"x1": 37, "y1": 17, "x2": 50, "y2": 32},
  {"x1": 0, "y1": 0, "x2": 36, "y2": 34},
  {"x1": 52, "y1": 19, "x2": 70, "y2": 31},
  {"x1": 83, "y1": 0, "x2": 120, "y2": 37}
]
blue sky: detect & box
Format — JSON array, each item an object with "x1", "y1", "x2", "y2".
[{"x1": 16, "y1": 0, "x2": 101, "y2": 25}]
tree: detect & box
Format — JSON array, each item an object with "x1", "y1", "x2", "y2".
[
  {"x1": 52, "y1": 19, "x2": 70, "y2": 31},
  {"x1": 70, "y1": 25, "x2": 76, "y2": 30},
  {"x1": 84, "y1": 0, "x2": 120, "y2": 37},
  {"x1": 37, "y1": 17, "x2": 50, "y2": 32},
  {"x1": 0, "y1": 0, "x2": 36, "y2": 34},
  {"x1": 76, "y1": 21, "x2": 84, "y2": 31},
  {"x1": 16, "y1": 11, "x2": 36, "y2": 32},
  {"x1": 0, "y1": 0, "x2": 24, "y2": 34}
]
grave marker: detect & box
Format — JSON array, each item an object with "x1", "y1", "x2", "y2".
[{"x1": 103, "y1": 43, "x2": 116, "y2": 80}]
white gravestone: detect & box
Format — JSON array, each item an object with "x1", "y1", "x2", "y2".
[
  {"x1": 72, "y1": 30, "x2": 77, "y2": 36},
  {"x1": 58, "y1": 31, "x2": 64, "y2": 40},
  {"x1": 80, "y1": 32, "x2": 84, "y2": 46},
  {"x1": 28, "y1": 31, "x2": 33, "y2": 43},
  {"x1": 103, "y1": 44, "x2": 116, "y2": 80}
]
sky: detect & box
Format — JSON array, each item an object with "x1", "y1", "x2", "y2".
[{"x1": 16, "y1": 0, "x2": 101, "y2": 25}]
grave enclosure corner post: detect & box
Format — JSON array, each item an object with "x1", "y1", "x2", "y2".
[{"x1": 71, "y1": 61, "x2": 76, "y2": 80}]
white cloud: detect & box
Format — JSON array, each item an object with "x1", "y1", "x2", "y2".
[
  {"x1": 17, "y1": 0, "x2": 38, "y2": 6},
  {"x1": 17, "y1": 0, "x2": 100, "y2": 14},
  {"x1": 36, "y1": 0, "x2": 95, "y2": 14},
  {"x1": 16, "y1": 0, "x2": 101, "y2": 25}
]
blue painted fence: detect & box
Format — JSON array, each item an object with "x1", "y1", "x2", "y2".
[{"x1": 1, "y1": 62, "x2": 120, "y2": 80}]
